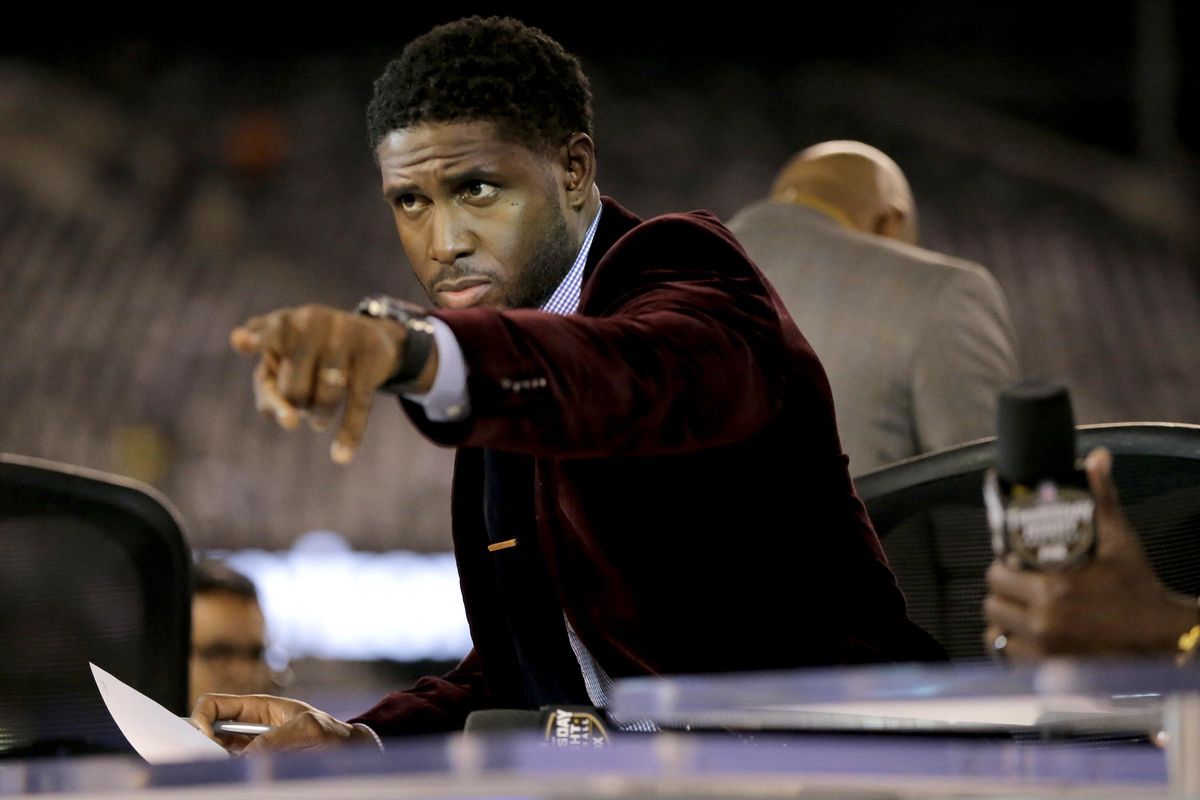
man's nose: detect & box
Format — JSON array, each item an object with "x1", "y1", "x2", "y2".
[{"x1": 428, "y1": 208, "x2": 475, "y2": 265}]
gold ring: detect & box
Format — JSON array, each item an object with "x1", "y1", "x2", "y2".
[{"x1": 320, "y1": 367, "x2": 348, "y2": 387}]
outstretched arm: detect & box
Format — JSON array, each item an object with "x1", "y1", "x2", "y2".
[{"x1": 231, "y1": 217, "x2": 787, "y2": 462}]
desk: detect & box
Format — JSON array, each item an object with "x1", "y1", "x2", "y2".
[
  {"x1": 1, "y1": 659, "x2": 1194, "y2": 798},
  {"x1": 613, "y1": 657, "x2": 1200, "y2": 793},
  {"x1": 0, "y1": 732, "x2": 1171, "y2": 799}
]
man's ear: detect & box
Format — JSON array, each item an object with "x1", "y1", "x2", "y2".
[{"x1": 560, "y1": 132, "x2": 596, "y2": 210}]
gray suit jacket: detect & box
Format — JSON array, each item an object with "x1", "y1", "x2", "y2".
[{"x1": 728, "y1": 201, "x2": 1018, "y2": 475}]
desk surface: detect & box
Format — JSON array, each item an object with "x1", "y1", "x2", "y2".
[
  {"x1": 612, "y1": 657, "x2": 1199, "y2": 734},
  {"x1": 0, "y1": 727, "x2": 1171, "y2": 799},
  {"x1": 3, "y1": 658, "x2": 1196, "y2": 799}
]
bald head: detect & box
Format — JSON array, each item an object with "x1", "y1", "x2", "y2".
[{"x1": 770, "y1": 140, "x2": 918, "y2": 245}]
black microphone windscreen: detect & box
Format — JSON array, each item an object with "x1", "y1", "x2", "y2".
[{"x1": 996, "y1": 379, "x2": 1078, "y2": 485}]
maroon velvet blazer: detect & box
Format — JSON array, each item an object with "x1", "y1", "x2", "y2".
[{"x1": 351, "y1": 197, "x2": 942, "y2": 736}]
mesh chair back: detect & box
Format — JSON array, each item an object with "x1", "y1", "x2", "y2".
[
  {"x1": 856, "y1": 423, "x2": 1200, "y2": 660},
  {"x1": 0, "y1": 454, "x2": 190, "y2": 757}
]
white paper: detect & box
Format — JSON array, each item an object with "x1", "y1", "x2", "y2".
[{"x1": 90, "y1": 662, "x2": 230, "y2": 764}]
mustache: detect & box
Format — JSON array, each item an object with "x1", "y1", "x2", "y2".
[{"x1": 428, "y1": 264, "x2": 499, "y2": 287}]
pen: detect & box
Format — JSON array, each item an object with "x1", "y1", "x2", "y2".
[{"x1": 213, "y1": 720, "x2": 273, "y2": 736}]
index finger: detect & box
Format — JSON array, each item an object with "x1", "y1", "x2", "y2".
[
  {"x1": 230, "y1": 314, "x2": 274, "y2": 355},
  {"x1": 190, "y1": 693, "x2": 275, "y2": 740}
]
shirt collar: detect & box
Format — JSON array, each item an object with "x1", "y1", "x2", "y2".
[
  {"x1": 774, "y1": 192, "x2": 856, "y2": 232},
  {"x1": 539, "y1": 206, "x2": 603, "y2": 316}
]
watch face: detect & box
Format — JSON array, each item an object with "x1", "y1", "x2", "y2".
[
  {"x1": 359, "y1": 296, "x2": 403, "y2": 320},
  {"x1": 358, "y1": 295, "x2": 426, "y2": 323}
]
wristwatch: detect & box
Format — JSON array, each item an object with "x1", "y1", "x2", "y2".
[{"x1": 355, "y1": 295, "x2": 436, "y2": 393}]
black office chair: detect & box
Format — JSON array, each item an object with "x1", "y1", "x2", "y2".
[
  {"x1": 0, "y1": 453, "x2": 191, "y2": 757},
  {"x1": 856, "y1": 423, "x2": 1200, "y2": 660}
]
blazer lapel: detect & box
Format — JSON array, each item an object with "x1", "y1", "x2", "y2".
[{"x1": 579, "y1": 196, "x2": 641, "y2": 306}]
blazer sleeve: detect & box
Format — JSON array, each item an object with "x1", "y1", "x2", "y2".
[
  {"x1": 912, "y1": 265, "x2": 1019, "y2": 452},
  {"x1": 347, "y1": 649, "x2": 490, "y2": 737},
  {"x1": 403, "y1": 215, "x2": 789, "y2": 458}
]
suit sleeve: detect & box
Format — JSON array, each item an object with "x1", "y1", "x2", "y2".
[
  {"x1": 404, "y1": 216, "x2": 787, "y2": 458},
  {"x1": 912, "y1": 266, "x2": 1019, "y2": 452},
  {"x1": 347, "y1": 649, "x2": 490, "y2": 737}
]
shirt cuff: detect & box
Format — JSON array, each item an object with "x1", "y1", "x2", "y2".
[{"x1": 402, "y1": 316, "x2": 470, "y2": 422}]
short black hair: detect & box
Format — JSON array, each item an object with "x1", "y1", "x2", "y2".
[
  {"x1": 366, "y1": 16, "x2": 593, "y2": 155},
  {"x1": 193, "y1": 559, "x2": 258, "y2": 602}
]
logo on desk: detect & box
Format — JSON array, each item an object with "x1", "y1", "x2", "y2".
[{"x1": 545, "y1": 708, "x2": 609, "y2": 747}]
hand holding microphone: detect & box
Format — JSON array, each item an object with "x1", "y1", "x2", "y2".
[{"x1": 982, "y1": 381, "x2": 1200, "y2": 660}]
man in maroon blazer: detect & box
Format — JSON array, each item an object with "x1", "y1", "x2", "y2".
[{"x1": 195, "y1": 17, "x2": 942, "y2": 752}]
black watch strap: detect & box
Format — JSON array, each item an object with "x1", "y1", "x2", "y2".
[{"x1": 355, "y1": 295, "x2": 436, "y2": 393}]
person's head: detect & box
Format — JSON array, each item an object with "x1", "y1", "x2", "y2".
[
  {"x1": 770, "y1": 140, "x2": 918, "y2": 245},
  {"x1": 367, "y1": 16, "x2": 600, "y2": 310},
  {"x1": 189, "y1": 560, "x2": 272, "y2": 708}
]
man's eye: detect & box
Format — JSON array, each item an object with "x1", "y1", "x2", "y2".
[
  {"x1": 461, "y1": 181, "x2": 499, "y2": 201},
  {"x1": 391, "y1": 190, "x2": 429, "y2": 209}
]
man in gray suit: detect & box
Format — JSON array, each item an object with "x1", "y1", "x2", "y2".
[{"x1": 729, "y1": 141, "x2": 1018, "y2": 475}]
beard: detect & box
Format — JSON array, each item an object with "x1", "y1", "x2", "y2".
[{"x1": 504, "y1": 209, "x2": 576, "y2": 310}]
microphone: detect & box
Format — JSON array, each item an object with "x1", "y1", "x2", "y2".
[
  {"x1": 984, "y1": 380, "x2": 1096, "y2": 570},
  {"x1": 464, "y1": 706, "x2": 610, "y2": 747}
]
